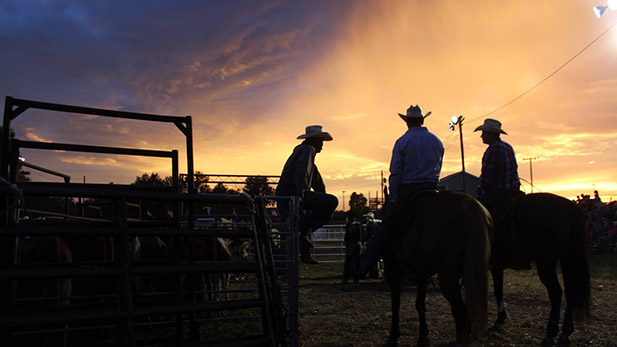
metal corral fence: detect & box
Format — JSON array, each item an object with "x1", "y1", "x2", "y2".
[
  {"x1": 1, "y1": 188, "x2": 300, "y2": 346},
  {"x1": 311, "y1": 225, "x2": 346, "y2": 263},
  {"x1": 0, "y1": 97, "x2": 301, "y2": 346}
]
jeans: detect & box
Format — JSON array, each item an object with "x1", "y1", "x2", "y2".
[
  {"x1": 343, "y1": 241, "x2": 362, "y2": 280},
  {"x1": 360, "y1": 182, "x2": 438, "y2": 274},
  {"x1": 277, "y1": 190, "x2": 338, "y2": 256}
]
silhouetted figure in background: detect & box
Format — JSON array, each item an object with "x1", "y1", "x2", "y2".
[
  {"x1": 361, "y1": 212, "x2": 381, "y2": 279},
  {"x1": 343, "y1": 212, "x2": 363, "y2": 283}
]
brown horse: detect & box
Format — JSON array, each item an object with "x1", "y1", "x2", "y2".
[
  {"x1": 490, "y1": 192, "x2": 590, "y2": 346},
  {"x1": 385, "y1": 190, "x2": 493, "y2": 346}
]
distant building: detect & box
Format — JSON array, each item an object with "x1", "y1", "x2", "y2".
[{"x1": 439, "y1": 171, "x2": 480, "y2": 197}]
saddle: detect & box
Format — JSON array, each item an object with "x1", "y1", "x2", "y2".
[
  {"x1": 489, "y1": 191, "x2": 532, "y2": 270},
  {"x1": 489, "y1": 191, "x2": 525, "y2": 227},
  {"x1": 395, "y1": 189, "x2": 439, "y2": 234}
]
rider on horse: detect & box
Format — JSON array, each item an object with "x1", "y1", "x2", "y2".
[
  {"x1": 475, "y1": 119, "x2": 527, "y2": 271},
  {"x1": 359, "y1": 104, "x2": 444, "y2": 277},
  {"x1": 474, "y1": 119, "x2": 524, "y2": 222}
]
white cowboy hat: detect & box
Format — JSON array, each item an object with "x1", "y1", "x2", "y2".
[
  {"x1": 398, "y1": 104, "x2": 432, "y2": 121},
  {"x1": 363, "y1": 212, "x2": 375, "y2": 219},
  {"x1": 473, "y1": 118, "x2": 508, "y2": 135},
  {"x1": 297, "y1": 125, "x2": 333, "y2": 141}
]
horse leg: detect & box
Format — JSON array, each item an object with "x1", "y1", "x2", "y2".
[
  {"x1": 557, "y1": 306, "x2": 574, "y2": 346},
  {"x1": 415, "y1": 277, "x2": 430, "y2": 347},
  {"x1": 384, "y1": 260, "x2": 402, "y2": 346},
  {"x1": 491, "y1": 269, "x2": 508, "y2": 328},
  {"x1": 537, "y1": 260, "x2": 562, "y2": 346},
  {"x1": 439, "y1": 274, "x2": 469, "y2": 346},
  {"x1": 558, "y1": 255, "x2": 584, "y2": 346}
]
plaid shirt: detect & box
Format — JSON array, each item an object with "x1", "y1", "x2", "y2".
[{"x1": 479, "y1": 139, "x2": 520, "y2": 191}]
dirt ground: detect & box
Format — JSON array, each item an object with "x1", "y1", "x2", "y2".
[{"x1": 297, "y1": 254, "x2": 617, "y2": 347}]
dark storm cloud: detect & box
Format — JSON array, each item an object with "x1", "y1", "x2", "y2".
[
  {"x1": 0, "y1": 0, "x2": 353, "y2": 182},
  {"x1": 0, "y1": 0, "x2": 350, "y2": 115}
]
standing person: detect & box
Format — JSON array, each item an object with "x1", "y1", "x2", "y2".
[
  {"x1": 359, "y1": 104, "x2": 444, "y2": 275},
  {"x1": 362, "y1": 212, "x2": 381, "y2": 279},
  {"x1": 276, "y1": 125, "x2": 338, "y2": 264},
  {"x1": 363, "y1": 212, "x2": 378, "y2": 241},
  {"x1": 343, "y1": 212, "x2": 363, "y2": 283},
  {"x1": 473, "y1": 119, "x2": 522, "y2": 215}
]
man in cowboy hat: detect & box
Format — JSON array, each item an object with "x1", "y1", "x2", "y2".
[
  {"x1": 360, "y1": 104, "x2": 444, "y2": 276},
  {"x1": 276, "y1": 125, "x2": 338, "y2": 264},
  {"x1": 474, "y1": 118, "x2": 522, "y2": 214},
  {"x1": 361, "y1": 211, "x2": 381, "y2": 279}
]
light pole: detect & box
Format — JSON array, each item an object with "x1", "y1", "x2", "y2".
[
  {"x1": 594, "y1": 0, "x2": 617, "y2": 17},
  {"x1": 380, "y1": 171, "x2": 384, "y2": 204},
  {"x1": 342, "y1": 190, "x2": 346, "y2": 211},
  {"x1": 523, "y1": 157, "x2": 538, "y2": 193},
  {"x1": 449, "y1": 115, "x2": 466, "y2": 192}
]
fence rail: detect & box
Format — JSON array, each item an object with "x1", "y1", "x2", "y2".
[
  {"x1": 312, "y1": 224, "x2": 346, "y2": 263},
  {"x1": 1, "y1": 96, "x2": 300, "y2": 347}
]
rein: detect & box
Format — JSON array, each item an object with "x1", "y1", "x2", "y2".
[{"x1": 504, "y1": 266, "x2": 537, "y2": 302}]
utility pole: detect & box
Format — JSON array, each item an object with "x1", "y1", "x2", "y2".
[
  {"x1": 523, "y1": 157, "x2": 538, "y2": 193},
  {"x1": 342, "y1": 190, "x2": 346, "y2": 211},
  {"x1": 380, "y1": 171, "x2": 384, "y2": 204}
]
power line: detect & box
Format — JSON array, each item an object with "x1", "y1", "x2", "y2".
[
  {"x1": 469, "y1": 20, "x2": 617, "y2": 123},
  {"x1": 442, "y1": 131, "x2": 460, "y2": 152}
]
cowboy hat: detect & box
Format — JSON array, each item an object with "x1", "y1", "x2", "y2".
[
  {"x1": 473, "y1": 118, "x2": 507, "y2": 135},
  {"x1": 398, "y1": 104, "x2": 432, "y2": 121},
  {"x1": 363, "y1": 212, "x2": 375, "y2": 219},
  {"x1": 297, "y1": 125, "x2": 333, "y2": 141}
]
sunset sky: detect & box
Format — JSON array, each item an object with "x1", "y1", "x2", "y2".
[{"x1": 2, "y1": 0, "x2": 617, "y2": 208}]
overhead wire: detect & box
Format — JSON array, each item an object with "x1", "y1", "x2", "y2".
[
  {"x1": 355, "y1": 19, "x2": 617, "y2": 197},
  {"x1": 468, "y1": 20, "x2": 617, "y2": 124},
  {"x1": 28, "y1": 169, "x2": 64, "y2": 183}
]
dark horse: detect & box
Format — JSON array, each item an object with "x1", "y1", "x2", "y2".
[
  {"x1": 384, "y1": 190, "x2": 493, "y2": 346},
  {"x1": 490, "y1": 193, "x2": 590, "y2": 346}
]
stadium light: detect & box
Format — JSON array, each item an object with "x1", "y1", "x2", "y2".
[
  {"x1": 449, "y1": 115, "x2": 466, "y2": 192},
  {"x1": 594, "y1": 0, "x2": 617, "y2": 18},
  {"x1": 594, "y1": 5, "x2": 608, "y2": 18}
]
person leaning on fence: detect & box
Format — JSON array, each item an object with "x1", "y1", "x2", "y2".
[
  {"x1": 359, "y1": 104, "x2": 444, "y2": 277},
  {"x1": 275, "y1": 125, "x2": 338, "y2": 264},
  {"x1": 343, "y1": 212, "x2": 364, "y2": 283}
]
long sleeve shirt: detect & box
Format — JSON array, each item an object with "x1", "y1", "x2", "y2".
[
  {"x1": 389, "y1": 127, "x2": 444, "y2": 201},
  {"x1": 479, "y1": 139, "x2": 520, "y2": 191},
  {"x1": 276, "y1": 142, "x2": 326, "y2": 196},
  {"x1": 344, "y1": 221, "x2": 364, "y2": 244}
]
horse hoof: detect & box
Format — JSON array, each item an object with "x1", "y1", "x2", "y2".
[
  {"x1": 557, "y1": 335, "x2": 571, "y2": 346},
  {"x1": 490, "y1": 320, "x2": 506, "y2": 332},
  {"x1": 417, "y1": 335, "x2": 430, "y2": 347},
  {"x1": 496, "y1": 309, "x2": 508, "y2": 323},
  {"x1": 384, "y1": 336, "x2": 398, "y2": 347},
  {"x1": 541, "y1": 336, "x2": 555, "y2": 346}
]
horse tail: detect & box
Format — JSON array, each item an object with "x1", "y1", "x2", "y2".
[
  {"x1": 561, "y1": 205, "x2": 591, "y2": 325},
  {"x1": 462, "y1": 198, "x2": 492, "y2": 338}
]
